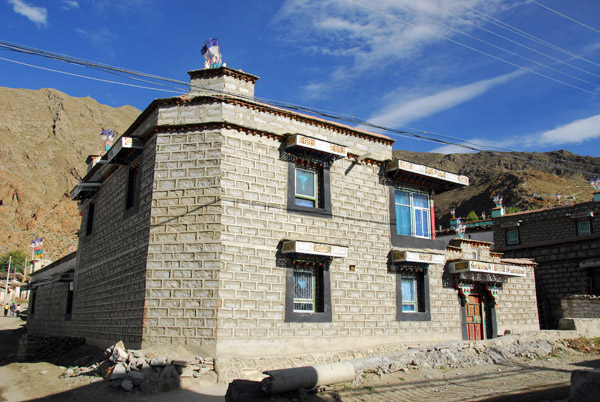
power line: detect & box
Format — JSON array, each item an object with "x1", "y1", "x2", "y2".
[
  {"x1": 348, "y1": 0, "x2": 597, "y2": 95},
  {"x1": 531, "y1": 0, "x2": 600, "y2": 35},
  {"x1": 449, "y1": 0, "x2": 600, "y2": 70},
  {"x1": 0, "y1": 56, "x2": 185, "y2": 94},
  {"x1": 420, "y1": 0, "x2": 600, "y2": 80},
  {"x1": 1, "y1": 40, "x2": 599, "y2": 176}
]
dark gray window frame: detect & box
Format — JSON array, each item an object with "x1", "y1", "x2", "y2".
[
  {"x1": 576, "y1": 218, "x2": 592, "y2": 236},
  {"x1": 85, "y1": 201, "x2": 95, "y2": 237},
  {"x1": 287, "y1": 161, "x2": 332, "y2": 218},
  {"x1": 284, "y1": 259, "x2": 332, "y2": 323},
  {"x1": 65, "y1": 283, "x2": 74, "y2": 321},
  {"x1": 124, "y1": 159, "x2": 142, "y2": 219},
  {"x1": 395, "y1": 266, "x2": 431, "y2": 321},
  {"x1": 506, "y1": 227, "x2": 520, "y2": 246}
]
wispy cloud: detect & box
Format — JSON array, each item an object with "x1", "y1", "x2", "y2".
[
  {"x1": 7, "y1": 0, "x2": 47, "y2": 26},
  {"x1": 76, "y1": 28, "x2": 118, "y2": 56},
  {"x1": 369, "y1": 70, "x2": 523, "y2": 127},
  {"x1": 274, "y1": 0, "x2": 506, "y2": 96},
  {"x1": 537, "y1": 114, "x2": 600, "y2": 145},
  {"x1": 62, "y1": 0, "x2": 79, "y2": 10}
]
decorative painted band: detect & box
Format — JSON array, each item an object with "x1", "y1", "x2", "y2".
[{"x1": 282, "y1": 240, "x2": 348, "y2": 258}]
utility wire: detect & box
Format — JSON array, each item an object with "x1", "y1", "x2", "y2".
[
  {"x1": 420, "y1": 0, "x2": 600, "y2": 80},
  {"x1": 0, "y1": 56, "x2": 185, "y2": 94},
  {"x1": 449, "y1": 0, "x2": 600, "y2": 70},
  {"x1": 384, "y1": 0, "x2": 599, "y2": 87},
  {"x1": 531, "y1": 0, "x2": 600, "y2": 35},
  {"x1": 348, "y1": 0, "x2": 597, "y2": 95},
  {"x1": 1, "y1": 40, "x2": 599, "y2": 176}
]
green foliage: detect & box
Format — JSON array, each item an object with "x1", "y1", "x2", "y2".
[
  {"x1": 505, "y1": 207, "x2": 521, "y2": 214},
  {"x1": 0, "y1": 250, "x2": 28, "y2": 274},
  {"x1": 466, "y1": 210, "x2": 479, "y2": 222}
]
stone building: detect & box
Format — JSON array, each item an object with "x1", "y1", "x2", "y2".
[
  {"x1": 492, "y1": 193, "x2": 600, "y2": 328},
  {"x1": 27, "y1": 66, "x2": 539, "y2": 380}
]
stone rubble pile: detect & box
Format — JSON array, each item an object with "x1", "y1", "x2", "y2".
[
  {"x1": 61, "y1": 340, "x2": 216, "y2": 393},
  {"x1": 351, "y1": 335, "x2": 557, "y2": 378}
]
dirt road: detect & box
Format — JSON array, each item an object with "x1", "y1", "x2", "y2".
[
  {"x1": 321, "y1": 352, "x2": 600, "y2": 401},
  {"x1": 1, "y1": 317, "x2": 599, "y2": 401}
]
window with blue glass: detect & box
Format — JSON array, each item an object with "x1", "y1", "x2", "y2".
[
  {"x1": 394, "y1": 190, "x2": 431, "y2": 238},
  {"x1": 401, "y1": 275, "x2": 418, "y2": 312},
  {"x1": 295, "y1": 168, "x2": 317, "y2": 208},
  {"x1": 287, "y1": 160, "x2": 332, "y2": 217}
]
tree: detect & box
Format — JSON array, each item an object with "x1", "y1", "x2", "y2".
[
  {"x1": 466, "y1": 210, "x2": 479, "y2": 222},
  {"x1": 505, "y1": 207, "x2": 521, "y2": 214},
  {"x1": 0, "y1": 250, "x2": 28, "y2": 275}
]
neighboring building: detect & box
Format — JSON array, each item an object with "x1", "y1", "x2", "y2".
[
  {"x1": 27, "y1": 66, "x2": 539, "y2": 380},
  {"x1": 492, "y1": 193, "x2": 600, "y2": 328}
]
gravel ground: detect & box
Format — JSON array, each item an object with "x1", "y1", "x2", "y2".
[{"x1": 1, "y1": 316, "x2": 599, "y2": 402}]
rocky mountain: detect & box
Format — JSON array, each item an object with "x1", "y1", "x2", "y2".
[
  {"x1": 2, "y1": 86, "x2": 599, "y2": 261},
  {"x1": 0, "y1": 87, "x2": 140, "y2": 260},
  {"x1": 393, "y1": 150, "x2": 600, "y2": 228}
]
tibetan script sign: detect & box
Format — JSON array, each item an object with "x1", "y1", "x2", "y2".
[
  {"x1": 448, "y1": 260, "x2": 526, "y2": 277},
  {"x1": 282, "y1": 240, "x2": 348, "y2": 258},
  {"x1": 285, "y1": 135, "x2": 347, "y2": 158}
]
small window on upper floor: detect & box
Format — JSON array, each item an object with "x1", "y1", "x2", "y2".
[
  {"x1": 126, "y1": 163, "x2": 140, "y2": 210},
  {"x1": 394, "y1": 189, "x2": 431, "y2": 239},
  {"x1": 124, "y1": 160, "x2": 142, "y2": 217},
  {"x1": 85, "y1": 202, "x2": 95, "y2": 237},
  {"x1": 287, "y1": 160, "x2": 332, "y2": 217},
  {"x1": 577, "y1": 219, "x2": 592, "y2": 236},
  {"x1": 284, "y1": 134, "x2": 345, "y2": 218},
  {"x1": 506, "y1": 227, "x2": 520, "y2": 245}
]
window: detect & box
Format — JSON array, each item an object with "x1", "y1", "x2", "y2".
[
  {"x1": 506, "y1": 228, "x2": 519, "y2": 245},
  {"x1": 29, "y1": 290, "x2": 36, "y2": 317},
  {"x1": 287, "y1": 161, "x2": 331, "y2": 216},
  {"x1": 65, "y1": 284, "x2": 74, "y2": 321},
  {"x1": 396, "y1": 266, "x2": 430, "y2": 321},
  {"x1": 284, "y1": 259, "x2": 331, "y2": 323},
  {"x1": 394, "y1": 190, "x2": 431, "y2": 238},
  {"x1": 295, "y1": 168, "x2": 317, "y2": 208},
  {"x1": 85, "y1": 202, "x2": 95, "y2": 236},
  {"x1": 577, "y1": 219, "x2": 592, "y2": 236},
  {"x1": 125, "y1": 162, "x2": 140, "y2": 212},
  {"x1": 400, "y1": 275, "x2": 418, "y2": 312},
  {"x1": 293, "y1": 267, "x2": 318, "y2": 312}
]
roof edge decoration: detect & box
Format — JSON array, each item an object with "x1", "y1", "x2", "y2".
[
  {"x1": 448, "y1": 260, "x2": 528, "y2": 277},
  {"x1": 282, "y1": 240, "x2": 348, "y2": 258},
  {"x1": 392, "y1": 249, "x2": 445, "y2": 265},
  {"x1": 71, "y1": 182, "x2": 100, "y2": 201},
  {"x1": 285, "y1": 134, "x2": 347, "y2": 158},
  {"x1": 106, "y1": 137, "x2": 143, "y2": 165},
  {"x1": 387, "y1": 159, "x2": 469, "y2": 187},
  {"x1": 187, "y1": 66, "x2": 260, "y2": 84}
]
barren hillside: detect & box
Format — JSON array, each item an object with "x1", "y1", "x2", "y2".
[
  {"x1": 2, "y1": 86, "x2": 599, "y2": 261},
  {"x1": 0, "y1": 87, "x2": 140, "y2": 259},
  {"x1": 393, "y1": 150, "x2": 600, "y2": 227}
]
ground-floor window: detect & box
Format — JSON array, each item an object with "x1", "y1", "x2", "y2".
[
  {"x1": 396, "y1": 264, "x2": 430, "y2": 321},
  {"x1": 284, "y1": 257, "x2": 331, "y2": 323},
  {"x1": 293, "y1": 267, "x2": 318, "y2": 312},
  {"x1": 400, "y1": 275, "x2": 419, "y2": 312}
]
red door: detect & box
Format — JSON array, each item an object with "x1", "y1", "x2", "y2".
[{"x1": 466, "y1": 294, "x2": 484, "y2": 341}]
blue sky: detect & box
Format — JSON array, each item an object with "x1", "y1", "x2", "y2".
[{"x1": 2, "y1": 0, "x2": 600, "y2": 156}]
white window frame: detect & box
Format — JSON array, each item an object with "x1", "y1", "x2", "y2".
[
  {"x1": 295, "y1": 167, "x2": 318, "y2": 208},
  {"x1": 400, "y1": 275, "x2": 418, "y2": 313},
  {"x1": 293, "y1": 267, "x2": 316, "y2": 312},
  {"x1": 394, "y1": 190, "x2": 431, "y2": 239}
]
